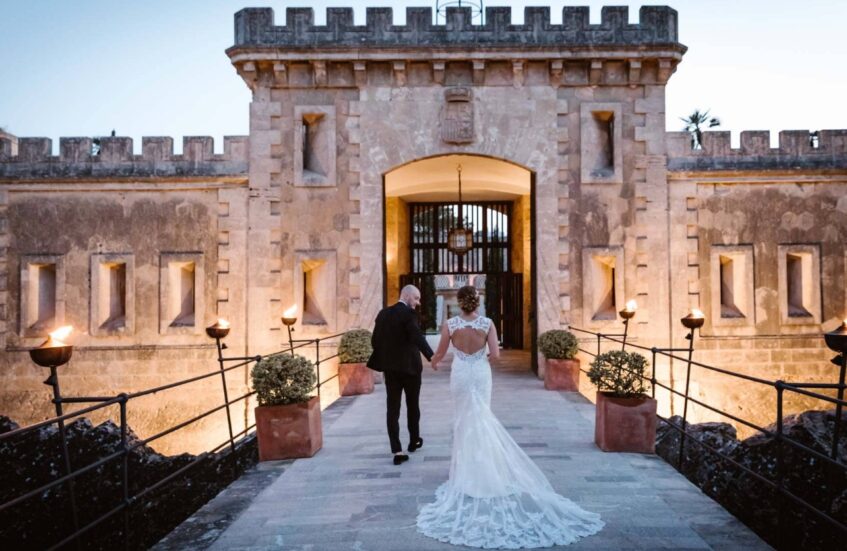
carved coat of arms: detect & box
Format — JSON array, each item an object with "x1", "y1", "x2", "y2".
[{"x1": 441, "y1": 87, "x2": 474, "y2": 144}]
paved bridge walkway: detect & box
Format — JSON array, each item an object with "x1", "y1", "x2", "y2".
[{"x1": 157, "y1": 352, "x2": 770, "y2": 550}]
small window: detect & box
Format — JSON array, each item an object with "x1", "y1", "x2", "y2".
[{"x1": 786, "y1": 253, "x2": 812, "y2": 317}]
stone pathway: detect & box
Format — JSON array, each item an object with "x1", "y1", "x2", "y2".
[{"x1": 158, "y1": 351, "x2": 770, "y2": 550}]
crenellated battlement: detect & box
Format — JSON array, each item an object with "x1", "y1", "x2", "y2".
[
  {"x1": 0, "y1": 136, "x2": 248, "y2": 181},
  {"x1": 230, "y1": 6, "x2": 683, "y2": 50},
  {"x1": 666, "y1": 130, "x2": 847, "y2": 172}
]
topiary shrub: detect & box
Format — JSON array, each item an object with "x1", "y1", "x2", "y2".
[
  {"x1": 338, "y1": 329, "x2": 373, "y2": 364},
  {"x1": 251, "y1": 354, "x2": 316, "y2": 406},
  {"x1": 538, "y1": 329, "x2": 579, "y2": 360},
  {"x1": 587, "y1": 350, "x2": 650, "y2": 398}
]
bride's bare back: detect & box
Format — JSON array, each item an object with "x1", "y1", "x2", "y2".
[{"x1": 430, "y1": 314, "x2": 500, "y2": 368}]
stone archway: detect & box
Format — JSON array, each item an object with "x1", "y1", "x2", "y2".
[
  {"x1": 347, "y1": 86, "x2": 566, "y2": 351},
  {"x1": 383, "y1": 153, "x2": 534, "y2": 351}
]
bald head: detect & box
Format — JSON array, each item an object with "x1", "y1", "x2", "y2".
[{"x1": 400, "y1": 285, "x2": 422, "y2": 309}]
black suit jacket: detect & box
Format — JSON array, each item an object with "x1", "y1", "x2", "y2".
[{"x1": 367, "y1": 302, "x2": 434, "y2": 376}]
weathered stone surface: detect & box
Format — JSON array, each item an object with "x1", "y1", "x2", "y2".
[
  {"x1": 0, "y1": 415, "x2": 258, "y2": 550},
  {"x1": 656, "y1": 411, "x2": 846, "y2": 550}
]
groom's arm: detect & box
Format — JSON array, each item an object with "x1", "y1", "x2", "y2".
[{"x1": 403, "y1": 311, "x2": 434, "y2": 361}]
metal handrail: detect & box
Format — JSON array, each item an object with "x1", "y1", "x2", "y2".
[
  {"x1": 571, "y1": 324, "x2": 847, "y2": 539},
  {"x1": 0, "y1": 328, "x2": 346, "y2": 549}
]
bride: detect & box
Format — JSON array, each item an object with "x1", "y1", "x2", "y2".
[{"x1": 416, "y1": 285, "x2": 604, "y2": 549}]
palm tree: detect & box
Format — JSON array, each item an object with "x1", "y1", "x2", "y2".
[{"x1": 680, "y1": 109, "x2": 721, "y2": 150}]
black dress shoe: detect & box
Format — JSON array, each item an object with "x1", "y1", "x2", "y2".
[
  {"x1": 393, "y1": 453, "x2": 409, "y2": 465},
  {"x1": 408, "y1": 438, "x2": 423, "y2": 452}
]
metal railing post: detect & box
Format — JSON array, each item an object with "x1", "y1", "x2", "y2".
[
  {"x1": 832, "y1": 352, "x2": 846, "y2": 459},
  {"x1": 214, "y1": 336, "x2": 236, "y2": 456},
  {"x1": 775, "y1": 381, "x2": 785, "y2": 546},
  {"x1": 44, "y1": 365, "x2": 82, "y2": 546},
  {"x1": 119, "y1": 394, "x2": 130, "y2": 551},
  {"x1": 677, "y1": 327, "x2": 697, "y2": 469},
  {"x1": 651, "y1": 347, "x2": 657, "y2": 399},
  {"x1": 315, "y1": 338, "x2": 322, "y2": 401}
]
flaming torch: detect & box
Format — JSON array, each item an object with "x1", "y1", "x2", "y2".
[
  {"x1": 206, "y1": 318, "x2": 231, "y2": 340},
  {"x1": 30, "y1": 325, "x2": 74, "y2": 368}
]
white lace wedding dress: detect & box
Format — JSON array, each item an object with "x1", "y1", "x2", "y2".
[{"x1": 416, "y1": 316, "x2": 604, "y2": 549}]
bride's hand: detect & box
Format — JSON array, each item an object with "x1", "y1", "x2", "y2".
[{"x1": 430, "y1": 355, "x2": 441, "y2": 370}]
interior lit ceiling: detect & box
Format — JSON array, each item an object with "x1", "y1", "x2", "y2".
[{"x1": 384, "y1": 154, "x2": 531, "y2": 201}]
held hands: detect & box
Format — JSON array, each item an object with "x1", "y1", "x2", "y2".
[{"x1": 429, "y1": 354, "x2": 442, "y2": 370}]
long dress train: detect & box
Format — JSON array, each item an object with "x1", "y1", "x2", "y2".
[{"x1": 416, "y1": 316, "x2": 603, "y2": 549}]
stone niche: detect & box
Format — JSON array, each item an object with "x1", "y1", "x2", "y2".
[
  {"x1": 293, "y1": 105, "x2": 336, "y2": 187},
  {"x1": 709, "y1": 245, "x2": 754, "y2": 333},
  {"x1": 581, "y1": 246, "x2": 625, "y2": 327},
  {"x1": 580, "y1": 103, "x2": 623, "y2": 184},
  {"x1": 294, "y1": 250, "x2": 337, "y2": 332},
  {"x1": 90, "y1": 253, "x2": 136, "y2": 336},
  {"x1": 159, "y1": 252, "x2": 205, "y2": 335},
  {"x1": 19, "y1": 254, "x2": 65, "y2": 337},
  {"x1": 777, "y1": 244, "x2": 821, "y2": 327}
]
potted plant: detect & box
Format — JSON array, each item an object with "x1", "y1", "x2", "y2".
[
  {"x1": 587, "y1": 350, "x2": 657, "y2": 453},
  {"x1": 251, "y1": 353, "x2": 321, "y2": 461},
  {"x1": 538, "y1": 329, "x2": 580, "y2": 391},
  {"x1": 337, "y1": 329, "x2": 375, "y2": 396}
]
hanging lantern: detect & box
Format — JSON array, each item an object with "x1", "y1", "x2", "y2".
[{"x1": 447, "y1": 164, "x2": 473, "y2": 256}]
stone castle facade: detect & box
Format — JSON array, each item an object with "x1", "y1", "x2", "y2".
[{"x1": 1, "y1": 6, "x2": 845, "y2": 451}]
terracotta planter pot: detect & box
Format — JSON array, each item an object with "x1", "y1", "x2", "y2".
[
  {"x1": 255, "y1": 396, "x2": 322, "y2": 461},
  {"x1": 594, "y1": 391, "x2": 657, "y2": 454},
  {"x1": 338, "y1": 362, "x2": 374, "y2": 396},
  {"x1": 543, "y1": 358, "x2": 580, "y2": 391}
]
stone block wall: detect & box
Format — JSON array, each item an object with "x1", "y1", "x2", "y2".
[
  {"x1": 666, "y1": 130, "x2": 847, "y2": 435},
  {"x1": 0, "y1": 136, "x2": 252, "y2": 454}
]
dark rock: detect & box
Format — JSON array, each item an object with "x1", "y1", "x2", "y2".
[
  {"x1": 0, "y1": 415, "x2": 257, "y2": 550},
  {"x1": 656, "y1": 410, "x2": 846, "y2": 550}
]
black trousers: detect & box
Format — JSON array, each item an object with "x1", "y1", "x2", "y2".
[{"x1": 384, "y1": 371, "x2": 422, "y2": 454}]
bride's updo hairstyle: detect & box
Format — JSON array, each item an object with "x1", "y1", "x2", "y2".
[{"x1": 457, "y1": 285, "x2": 480, "y2": 314}]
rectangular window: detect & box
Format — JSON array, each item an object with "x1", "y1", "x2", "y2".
[
  {"x1": 20, "y1": 255, "x2": 65, "y2": 337},
  {"x1": 778, "y1": 245, "x2": 821, "y2": 327},
  {"x1": 160, "y1": 253, "x2": 204, "y2": 335}
]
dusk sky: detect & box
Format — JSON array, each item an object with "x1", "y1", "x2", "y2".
[{"x1": 2, "y1": 0, "x2": 845, "y2": 152}]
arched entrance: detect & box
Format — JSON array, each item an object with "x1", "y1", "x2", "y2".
[{"x1": 383, "y1": 154, "x2": 535, "y2": 355}]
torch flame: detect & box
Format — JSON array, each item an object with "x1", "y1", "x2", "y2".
[
  {"x1": 691, "y1": 308, "x2": 705, "y2": 319},
  {"x1": 48, "y1": 326, "x2": 73, "y2": 346},
  {"x1": 283, "y1": 305, "x2": 298, "y2": 318},
  {"x1": 843, "y1": 318, "x2": 847, "y2": 327},
  {"x1": 217, "y1": 318, "x2": 230, "y2": 329},
  {"x1": 625, "y1": 300, "x2": 638, "y2": 312}
]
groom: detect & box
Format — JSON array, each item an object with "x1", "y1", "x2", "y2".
[{"x1": 368, "y1": 285, "x2": 435, "y2": 465}]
